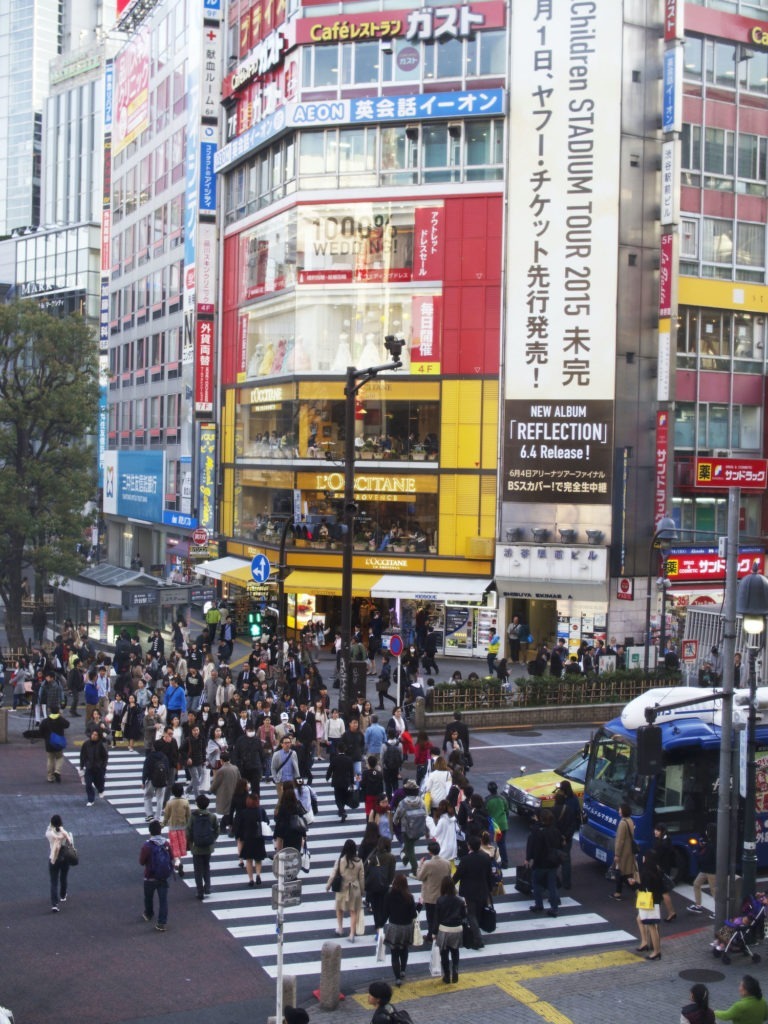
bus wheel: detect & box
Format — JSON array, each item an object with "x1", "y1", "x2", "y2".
[{"x1": 672, "y1": 846, "x2": 690, "y2": 884}]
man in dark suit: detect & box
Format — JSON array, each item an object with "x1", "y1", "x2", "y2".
[{"x1": 452, "y1": 834, "x2": 493, "y2": 948}]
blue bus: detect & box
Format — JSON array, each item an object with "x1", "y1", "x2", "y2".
[{"x1": 579, "y1": 691, "x2": 768, "y2": 878}]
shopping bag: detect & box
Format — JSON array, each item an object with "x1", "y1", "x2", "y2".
[
  {"x1": 429, "y1": 941, "x2": 442, "y2": 977},
  {"x1": 300, "y1": 840, "x2": 311, "y2": 873},
  {"x1": 376, "y1": 929, "x2": 386, "y2": 962},
  {"x1": 635, "y1": 889, "x2": 654, "y2": 911},
  {"x1": 412, "y1": 918, "x2": 424, "y2": 947},
  {"x1": 356, "y1": 908, "x2": 366, "y2": 936},
  {"x1": 423, "y1": 791, "x2": 432, "y2": 815}
]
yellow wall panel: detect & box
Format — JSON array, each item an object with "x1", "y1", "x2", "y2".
[
  {"x1": 679, "y1": 276, "x2": 768, "y2": 312},
  {"x1": 457, "y1": 423, "x2": 482, "y2": 467},
  {"x1": 221, "y1": 467, "x2": 234, "y2": 536},
  {"x1": 222, "y1": 390, "x2": 236, "y2": 464}
]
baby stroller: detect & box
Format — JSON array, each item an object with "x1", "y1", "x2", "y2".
[{"x1": 712, "y1": 893, "x2": 767, "y2": 965}]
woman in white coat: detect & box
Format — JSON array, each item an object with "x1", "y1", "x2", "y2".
[
  {"x1": 424, "y1": 755, "x2": 453, "y2": 808},
  {"x1": 427, "y1": 799, "x2": 458, "y2": 864}
]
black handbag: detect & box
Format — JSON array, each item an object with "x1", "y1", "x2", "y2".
[
  {"x1": 346, "y1": 785, "x2": 360, "y2": 809},
  {"x1": 479, "y1": 903, "x2": 497, "y2": 933},
  {"x1": 514, "y1": 863, "x2": 533, "y2": 895},
  {"x1": 60, "y1": 838, "x2": 79, "y2": 866},
  {"x1": 331, "y1": 861, "x2": 343, "y2": 893}
]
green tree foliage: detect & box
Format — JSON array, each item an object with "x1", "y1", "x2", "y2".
[{"x1": 0, "y1": 302, "x2": 99, "y2": 647}]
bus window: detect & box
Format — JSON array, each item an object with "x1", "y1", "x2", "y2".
[
  {"x1": 586, "y1": 729, "x2": 649, "y2": 815},
  {"x1": 654, "y1": 751, "x2": 718, "y2": 836}
]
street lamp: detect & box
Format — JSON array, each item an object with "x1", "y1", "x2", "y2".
[
  {"x1": 339, "y1": 335, "x2": 403, "y2": 715},
  {"x1": 735, "y1": 560, "x2": 768, "y2": 897},
  {"x1": 644, "y1": 516, "x2": 677, "y2": 674}
]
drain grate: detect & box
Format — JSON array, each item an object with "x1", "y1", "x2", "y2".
[{"x1": 679, "y1": 969, "x2": 726, "y2": 983}]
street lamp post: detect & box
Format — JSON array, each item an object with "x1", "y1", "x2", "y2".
[
  {"x1": 735, "y1": 561, "x2": 768, "y2": 897},
  {"x1": 644, "y1": 516, "x2": 677, "y2": 674},
  {"x1": 338, "y1": 336, "x2": 403, "y2": 716}
]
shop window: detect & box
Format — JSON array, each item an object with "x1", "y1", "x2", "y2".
[
  {"x1": 737, "y1": 133, "x2": 767, "y2": 195},
  {"x1": 680, "y1": 123, "x2": 701, "y2": 186},
  {"x1": 708, "y1": 41, "x2": 737, "y2": 89},
  {"x1": 422, "y1": 124, "x2": 458, "y2": 183},
  {"x1": 478, "y1": 29, "x2": 505, "y2": 75},
  {"x1": 380, "y1": 126, "x2": 417, "y2": 186},
  {"x1": 736, "y1": 221, "x2": 765, "y2": 270},
  {"x1": 338, "y1": 128, "x2": 376, "y2": 187},
  {"x1": 702, "y1": 217, "x2": 733, "y2": 270},
  {"x1": 304, "y1": 44, "x2": 340, "y2": 88},
  {"x1": 466, "y1": 119, "x2": 503, "y2": 180},
  {"x1": 683, "y1": 37, "x2": 703, "y2": 80},
  {"x1": 703, "y1": 127, "x2": 734, "y2": 187},
  {"x1": 741, "y1": 47, "x2": 768, "y2": 96},
  {"x1": 343, "y1": 40, "x2": 380, "y2": 86}
]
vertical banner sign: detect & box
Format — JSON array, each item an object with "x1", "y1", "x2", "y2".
[
  {"x1": 664, "y1": 0, "x2": 684, "y2": 42},
  {"x1": 659, "y1": 234, "x2": 673, "y2": 317},
  {"x1": 410, "y1": 296, "x2": 441, "y2": 375},
  {"x1": 505, "y1": 2, "x2": 621, "y2": 506},
  {"x1": 655, "y1": 411, "x2": 669, "y2": 525},
  {"x1": 98, "y1": 60, "x2": 114, "y2": 488},
  {"x1": 662, "y1": 48, "x2": 682, "y2": 134},
  {"x1": 188, "y1": 0, "x2": 221, "y2": 417},
  {"x1": 413, "y1": 206, "x2": 444, "y2": 281},
  {"x1": 660, "y1": 140, "x2": 677, "y2": 225},
  {"x1": 198, "y1": 423, "x2": 217, "y2": 533}
]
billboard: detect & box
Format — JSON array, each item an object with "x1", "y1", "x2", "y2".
[
  {"x1": 112, "y1": 27, "x2": 150, "y2": 154},
  {"x1": 503, "y1": 1, "x2": 621, "y2": 508},
  {"x1": 102, "y1": 451, "x2": 165, "y2": 523}
]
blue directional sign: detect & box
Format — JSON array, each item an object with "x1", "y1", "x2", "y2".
[{"x1": 251, "y1": 554, "x2": 272, "y2": 583}]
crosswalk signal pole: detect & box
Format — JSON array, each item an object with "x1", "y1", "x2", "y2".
[{"x1": 275, "y1": 856, "x2": 285, "y2": 1024}]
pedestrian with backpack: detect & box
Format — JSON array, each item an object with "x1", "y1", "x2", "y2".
[
  {"x1": 381, "y1": 731, "x2": 403, "y2": 801},
  {"x1": 142, "y1": 742, "x2": 171, "y2": 822},
  {"x1": 139, "y1": 819, "x2": 173, "y2": 931},
  {"x1": 392, "y1": 780, "x2": 428, "y2": 875},
  {"x1": 186, "y1": 793, "x2": 219, "y2": 900}
]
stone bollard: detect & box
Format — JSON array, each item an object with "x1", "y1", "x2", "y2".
[
  {"x1": 0, "y1": 708, "x2": 8, "y2": 744},
  {"x1": 266, "y1": 974, "x2": 297, "y2": 1024},
  {"x1": 318, "y1": 942, "x2": 342, "y2": 1010}
]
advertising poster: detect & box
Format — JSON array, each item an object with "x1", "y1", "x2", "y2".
[
  {"x1": 504, "y1": 2, "x2": 621, "y2": 507},
  {"x1": 112, "y1": 27, "x2": 150, "y2": 154}
]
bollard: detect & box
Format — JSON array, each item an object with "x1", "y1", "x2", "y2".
[
  {"x1": 0, "y1": 708, "x2": 8, "y2": 744},
  {"x1": 318, "y1": 942, "x2": 342, "y2": 1009},
  {"x1": 267, "y1": 974, "x2": 297, "y2": 1024}
]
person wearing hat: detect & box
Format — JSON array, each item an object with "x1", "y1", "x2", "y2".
[
  {"x1": 39, "y1": 704, "x2": 70, "y2": 784},
  {"x1": 485, "y1": 781, "x2": 509, "y2": 869},
  {"x1": 275, "y1": 711, "x2": 295, "y2": 745}
]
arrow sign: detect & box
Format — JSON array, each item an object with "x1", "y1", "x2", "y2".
[{"x1": 251, "y1": 554, "x2": 272, "y2": 583}]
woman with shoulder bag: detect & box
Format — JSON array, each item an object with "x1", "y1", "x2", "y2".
[
  {"x1": 383, "y1": 872, "x2": 418, "y2": 987},
  {"x1": 326, "y1": 838, "x2": 364, "y2": 942},
  {"x1": 634, "y1": 849, "x2": 664, "y2": 960},
  {"x1": 45, "y1": 814, "x2": 74, "y2": 912},
  {"x1": 365, "y1": 836, "x2": 397, "y2": 930},
  {"x1": 435, "y1": 875, "x2": 466, "y2": 984},
  {"x1": 653, "y1": 822, "x2": 677, "y2": 921}
]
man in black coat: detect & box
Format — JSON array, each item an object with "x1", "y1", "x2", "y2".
[
  {"x1": 325, "y1": 750, "x2": 354, "y2": 821},
  {"x1": 452, "y1": 835, "x2": 493, "y2": 948},
  {"x1": 233, "y1": 724, "x2": 264, "y2": 794},
  {"x1": 526, "y1": 810, "x2": 563, "y2": 916}
]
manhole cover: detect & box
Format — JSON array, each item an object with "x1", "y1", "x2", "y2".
[{"x1": 679, "y1": 969, "x2": 726, "y2": 983}]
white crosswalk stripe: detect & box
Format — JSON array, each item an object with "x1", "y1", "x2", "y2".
[{"x1": 65, "y1": 749, "x2": 634, "y2": 977}]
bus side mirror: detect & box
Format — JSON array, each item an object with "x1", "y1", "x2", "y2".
[{"x1": 637, "y1": 725, "x2": 663, "y2": 775}]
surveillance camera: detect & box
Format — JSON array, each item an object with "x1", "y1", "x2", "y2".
[
  {"x1": 519, "y1": 766, "x2": 527, "y2": 774},
  {"x1": 384, "y1": 334, "x2": 404, "y2": 362}
]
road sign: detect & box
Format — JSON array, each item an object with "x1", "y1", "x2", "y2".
[
  {"x1": 190, "y1": 545, "x2": 209, "y2": 558},
  {"x1": 247, "y1": 582, "x2": 270, "y2": 599},
  {"x1": 251, "y1": 553, "x2": 272, "y2": 583},
  {"x1": 273, "y1": 847, "x2": 301, "y2": 880},
  {"x1": 271, "y1": 879, "x2": 302, "y2": 909},
  {"x1": 388, "y1": 634, "x2": 404, "y2": 657},
  {"x1": 695, "y1": 457, "x2": 768, "y2": 490},
  {"x1": 192, "y1": 527, "x2": 209, "y2": 545}
]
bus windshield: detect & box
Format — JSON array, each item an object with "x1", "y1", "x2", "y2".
[{"x1": 585, "y1": 727, "x2": 650, "y2": 816}]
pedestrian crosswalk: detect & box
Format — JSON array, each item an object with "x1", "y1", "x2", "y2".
[{"x1": 64, "y1": 749, "x2": 634, "y2": 977}]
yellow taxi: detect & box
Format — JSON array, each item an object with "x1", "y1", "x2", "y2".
[{"x1": 504, "y1": 747, "x2": 588, "y2": 817}]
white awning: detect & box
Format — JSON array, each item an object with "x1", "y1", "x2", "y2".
[
  {"x1": 195, "y1": 556, "x2": 251, "y2": 581},
  {"x1": 370, "y1": 574, "x2": 491, "y2": 604}
]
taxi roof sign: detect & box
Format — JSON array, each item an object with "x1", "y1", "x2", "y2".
[{"x1": 695, "y1": 457, "x2": 768, "y2": 491}]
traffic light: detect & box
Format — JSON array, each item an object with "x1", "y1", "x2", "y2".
[{"x1": 248, "y1": 609, "x2": 263, "y2": 639}]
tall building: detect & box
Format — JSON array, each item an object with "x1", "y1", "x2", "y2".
[
  {"x1": 100, "y1": 0, "x2": 223, "y2": 583},
  {"x1": 0, "y1": 0, "x2": 62, "y2": 235},
  {"x1": 652, "y1": 1, "x2": 768, "y2": 651},
  {"x1": 206, "y1": 0, "x2": 507, "y2": 651}
]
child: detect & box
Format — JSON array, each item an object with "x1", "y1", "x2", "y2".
[{"x1": 162, "y1": 782, "x2": 191, "y2": 875}]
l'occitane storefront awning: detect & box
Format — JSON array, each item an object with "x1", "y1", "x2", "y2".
[
  {"x1": 370, "y1": 575, "x2": 492, "y2": 604},
  {"x1": 282, "y1": 570, "x2": 381, "y2": 598}
]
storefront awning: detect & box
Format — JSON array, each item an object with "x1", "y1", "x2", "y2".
[
  {"x1": 282, "y1": 570, "x2": 380, "y2": 598},
  {"x1": 195, "y1": 556, "x2": 252, "y2": 582},
  {"x1": 496, "y1": 578, "x2": 608, "y2": 604},
  {"x1": 370, "y1": 574, "x2": 492, "y2": 603}
]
